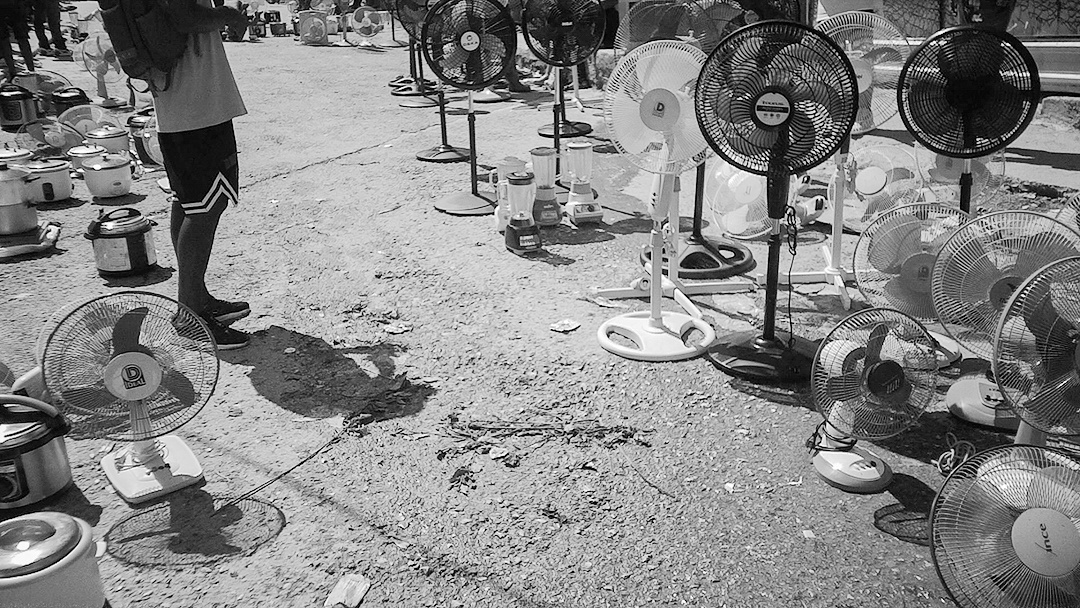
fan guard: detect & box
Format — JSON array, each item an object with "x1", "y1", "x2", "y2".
[
  {"x1": 298, "y1": 11, "x2": 330, "y2": 44},
  {"x1": 995, "y1": 256, "x2": 1080, "y2": 437},
  {"x1": 1056, "y1": 192, "x2": 1080, "y2": 234},
  {"x1": 15, "y1": 118, "x2": 83, "y2": 158},
  {"x1": 353, "y1": 6, "x2": 385, "y2": 37},
  {"x1": 931, "y1": 444, "x2": 1080, "y2": 608},
  {"x1": 833, "y1": 142, "x2": 923, "y2": 234},
  {"x1": 57, "y1": 103, "x2": 123, "y2": 138},
  {"x1": 420, "y1": 0, "x2": 518, "y2": 91},
  {"x1": 396, "y1": 0, "x2": 433, "y2": 40},
  {"x1": 932, "y1": 211, "x2": 1080, "y2": 362},
  {"x1": 522, "y1": 0, "x2": 605, "y2": 68},
  {"x1": 76, "y1": 32, "x2": 124, "y2": 84},
  {"x1": 613, "y1": 0, "x2": 719, "y2": 58}
]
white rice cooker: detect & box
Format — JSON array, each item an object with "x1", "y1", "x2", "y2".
[
  {"x1": 84, "y1": 207, "x2": 158, "y2": 276},
  {"x1": 21, "y1": 159, "x2": 73, "y2": 203},
  {"x1": 82, "y1": 153, "x2": 133, "y2": 199},
  {"x1": 84, "y1": 125, "x2": 130, "y2": 155},
  {"x1": 0, "y1": 394, "x2": 72, "y2": 509},
  {"x1": 0, "y1": 511, "x2": 108, "y2": 608},
  {"x1": 66, "y1": 144, "x2": 108, "y2": 172}
]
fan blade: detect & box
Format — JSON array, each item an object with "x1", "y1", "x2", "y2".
[
  {"x1": 112, "y1": 307, "x2": 150, "y2": 356},
  {"x1": 947, "y1": 233, "x2": 1005, "y2": 305},
  {"x1": 785, "y1": 104, "x2": 818, "y2": 160},
  {"x1": 159, "y1": 370, "x2": 197, "y2": 409},
  {"x1": 862, "y1": 46, "x2": 904, "y2": 67},
  {"x1": 865, "y1": 323, "x2": 888, "y2": 364},
  {"x1": 1014, "y1": 232, "x2": 1080, "y2": 278},
  {"x1": 908, "y1": 80, "x2": 959, "y2": 136},
  {"x1": 884, "y1": 278, "x2": 936, "y2": 320},
  {"x1": 668, "y1": 91, "x2": 706, "y2": 162},
  {"x1": 826, "y1": 372, "x2": 864, "y2": 403},
  {"x1": 440, "y1": 42, "x2": 469, "y2": 73},
  {"x1": 637, "y1": 54, "x2": 697, "y2": 94},
  {"x1": 609, "y1": 92, "x2": 654, "y2": 153},
  {"x1": 1028, "y1": 465, "x2": 1080, "y2": 517}
]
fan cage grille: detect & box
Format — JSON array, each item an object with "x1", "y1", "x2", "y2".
[
  {"x1": 396, "y1": 0, "x2": 433, "y2": 41},
  {"x1": 613, "y1": 0, "x2": 719, "y2": 59},
  {"x1": 930, "y1": 444, "x2": 1080, "y2": 608},
  {"x1": 1056, "y1": 192, "x2": 1080, "y2": 235},
  {"x1": 811, "y1": 307, "x2": 937, "y2": 440},
  {"x1": 41, "y1": 291, "x2": 218, "y2": 442},
  {"x1": 421, "y1": 0, "x2": 518, "y2": 90},
  {"x1": 994, "y1": 256, "x2": 1080, "y2": 437},
  {"x1": 522, "y1": 0, "x2": 605, "y2": 67}
]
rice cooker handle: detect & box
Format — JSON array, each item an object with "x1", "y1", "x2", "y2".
[
  {"x1": 85, "y1": 207, "x2": 141, "y2": 238},
  {"x1": 0, "y1": 393, "x2": 61, "y2": 419}
]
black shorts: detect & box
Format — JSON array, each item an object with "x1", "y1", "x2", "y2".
[{"x1": 158, "y1": 120, "x2": 240, "y2": 217}]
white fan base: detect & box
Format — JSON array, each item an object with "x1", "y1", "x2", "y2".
[
  {"x1": 473, "y1": 89, "x2": 509, "y2": 104},
  {"x1": 102, "y1": 435, "x2": 204, "y2": 504},
  {"x1": 946, "y1": 377, "x2": 1021, "y2": 430},
  {"x1": 98, "y1": 97, "x2": 124, "y2": 109},
  {"x1": 812, "y1": 446, "x2": 893, "y2": 494},
  {"x1": 929, "y1": 331, "x2": 962, "y2": 368},
  {"x1": 597, "y1": 310, "x2": 714, "y2": 362}
]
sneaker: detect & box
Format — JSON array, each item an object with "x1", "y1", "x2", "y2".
[
  {"x1": 53, "y1": 49, "x2": 73, "y2": 61},
  {"x1": 37, "y1": 47, "x2": 54, "y2": 57},
  {"x1": 203, "y1": 298, "x2": 251, "y2": 324},
  {"x1": 200, "y1": 316, "x2": 250, "y2": 350}
]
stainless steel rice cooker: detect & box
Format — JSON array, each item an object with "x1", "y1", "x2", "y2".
[
  {"x1": 49, "y1": 87, "x2": 90, "y2": 116},
  {"x1": 0, "y1": 512, "x2": 107, "y2": 608},
  {"x1": 85, "y1": 125, "x2": 130, "y2": 154},
  {"x1": 21, "y1": 160, "x2": 73, "y2": 203},
  {"x1": 0, "y1": 163, "x2": 40, "y2": 236},
  {"x1": 0, "y1": 394, "x2": 72, "y2": 510},
  {"x1": 126, "y1": 112, "x2": 156, "y2": 164},
  {"x1": 0, "y1": 84, "x2": 38, "y2": 132},
  {"x1": 85, "y1": 207, "x2": 158, "y2": 276}
]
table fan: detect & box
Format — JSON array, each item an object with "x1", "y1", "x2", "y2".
[
  {"x1": 297, "y1": 10, "x2": 330, "y2": 44},
  {"x1": 932, "y1": 211, "x2": 1080, "y2": 430},
  {"x1": 14, "y1": 119, "x2": 83, "y2": 158},
  {"x1": 852, "y1": 202, "x2": 969, "y2": 368},
  {"x1": 73, "y1": 32, "x2": 126, "y2": 108},
  {"x1": 896, "y1": 26, "x2": 1040, "y2": 214},
  {"x1": 1055, "y1": 192, "x2": 1080, "y2": 234},
  {"x1": 420, "y1": 0, "x2": 517, "y2": 216},
  {"x1": 808, "y1": 308, "x2": 938, "y2": 493},
  {"x1": 346, "y1": 5, "x2": 386, "y2": 49},
  {"x1": 56, "y1": 103, "x2": 122, "y2": 138},
  {"x1": 393, "y1": 0, "x2": 440, "y2": 107},
  {"x1": 595, "y1": 39, "x2": 716, "y2": 362},
  {"x1": 696, "y1": 20, "x2": 859, "y2": 383},
  {"x1": 39, "y1": 291, "x2": 219, "y2": 504}
]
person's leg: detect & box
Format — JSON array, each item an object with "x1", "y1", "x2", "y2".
[
  {"x1": 45, "y1": 0, "x2": 65, "y2": 52},
  {"x1": 31, "y1": 0, "x2": 49, "y2": 50},
  {"x1": 0, "y1": 34, "x2": 16, "y2": 79},
  {"x1": 13, "y1": 17, "x2": 34, "y2": 70}
]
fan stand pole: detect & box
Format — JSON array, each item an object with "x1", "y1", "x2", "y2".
[
  {"x1": 959, "y1": 158, "x2": 973, "y2": 214},
  {"x1": 434, "y1": 91, "x2": 495, "y2": 216},
  {"x1": 381, "y1": 14, "x2": 408, "y2": 47},
  {"x1": 97, "y1": 77, "x2": 123, "y2": 109},
  {"x1": 538, "y1": 66, "x2": 591, "y2": 139},
  {"x1": 392, "y1": 42, "x2": 436, "y2": 102},
  {"x1": 416, "y1": 88, "x2": 471, "y2": 163}
]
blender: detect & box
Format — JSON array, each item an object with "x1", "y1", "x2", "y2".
[
  {"x1": 504, "y1": 171, "x2": 542, "y2": 254},
  {"x1": 530, "y1": 147, "x2": 562, "y2": 227},
  {"x1": 564, "y1": 141, "x2": 602, "y2": 224},
  {"x1": 490, "y1": 156, "x2": 526, "y2": 233}
]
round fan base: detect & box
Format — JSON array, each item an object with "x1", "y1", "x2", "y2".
[
  {"x1": 399, "y1": 96, "x2": 439, "y2": 108},
  {"x1": 597, "y1": 311, "x2": 715, "y2": 362},
  {"x1": 639, "y1": 236, "x2": 756, "y2": 281},
  {"x1": 812, "y1": 446, "x2": 893, "y2": 494},
  {"x1": 102, "y1": 436, "x2": 204, "y2": 504},
  {"x1": 434, "y1": 191, "x2": 495, "y2": 216},
  {"x1": 378, "y1": 39, "x2": 409, "y2": 48},
  {"x1": 98, "y1": 97, "x2": 126, "y2": 109},
  {"x1": 946, "y1": 377, "x2": 1021, "y2": 430},
  {"x1": 538, "y1": 120, "x2": 592, "y2": 139},
  {"x1": 416, "y1": 144, "x2": 471, "y2": 164},
  {"x1": 388, "y1": 75, "x2": 413, "y2": 87},
  {"x1": 391, "y1": 82, "x2": 437, "y2": 97},
  {"x1": 473, "y1": 89, "x2": 510, "y2": 104},
  {"x1": 707, "y1": 330, "x2": 815, "y2": 384}
]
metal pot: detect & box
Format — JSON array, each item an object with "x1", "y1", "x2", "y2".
[
  {"x1": 0, "y1": 163, "x2": 39, "y2": 235},
  {"x1": 22, "y1": 159, "x2": 73, "y2": 203},
  {"x1": 67, "y1": 144, "x2": 108, "y2": 172},
  {"x1": 0, "y1": 84, "x2": 38, "y2": 132},
  {"x1": 0, "y1": 512, "x2": 107, "y2": 608},
  {"x1": 83, "y1": 153, "x2": 133, "y2": 198},
  {"x1": 85, "y1": 125, "x2": 130, "y2": 154},
  {"x1": 0, "y1": 394, "x2": 72, "y2": 509},
  {"x1": 85, "y1": 207, "x2": 158, "y2": 275},
  {"x1": 50, "y1": 87, "x2": 90, "y2": 116}
]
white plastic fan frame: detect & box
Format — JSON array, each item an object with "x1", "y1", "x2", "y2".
[
  {"x1": 1056, "y1": 192, "x2": 1080, "y2": 235},
  {"x1": 705, "y1": 157, "x2": 804, "y2": 241},
  {"x1": 14, "y1": 119, "x2": 84, "y2": 157},
  {"x1": 77, "y1": 33, "x2": 125, "y2": 84},
  {"x1": 829, "y1": 143, "x2": 924, "y2": 234}
]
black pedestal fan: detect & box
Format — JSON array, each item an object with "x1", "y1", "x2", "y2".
[
  {"x1": 696, "y1": 20, "x2": 859, "y2": 383},
  {"x1": 421, "y1": 0, "x2": 517, "y2": 215},
  {"x1": 392, "y1": 0, "x2": 439, "y2": 107},
  {"x1": 897, "y1": 26, "x2": 1041, "y2": 214}
]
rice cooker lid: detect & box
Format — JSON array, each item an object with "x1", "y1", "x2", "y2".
[
  {"x1": 126, "y1": 114, "x2": 153, "y2": 129},
  {"x1": 0, "y1": 147, "x2": 31, "y2": 162},
  {"x1": 0, "y1": 512, "x2": 81, "y2": 578},
  {"x1": 92, "y1": 208, "x2": 150, "y2": 235},
  {"x1": 84, "y1": 154, "x2": 130, "y2": 171},
  {"x1": 86, "y1": 125, "x2": 126, "y2": 140},
  {"x1": 0, "y1": 404, "x2": 53, "y2": 448},
  {"x1": 68, "y1": 144, "x2": 107, "y2": 157},
  {"x1": 22, "y1": 159, "x2": 70, "y2": 172},
  {"x1": 0, "y1": 85, "x2": 32, "y2": 100}
]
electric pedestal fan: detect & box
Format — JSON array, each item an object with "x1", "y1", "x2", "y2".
[
  {"x1": 808, "y1": 308, "x2": 938, "y2": 493},
  {"x1": 39, "y1": 292, "x2": 219, "y2": 504},
  {"x1": 393, "y1": 0, "x2": 440, "y2": 107},
  {"x1": 421, "y1": 0, "x2": 517, "y2": 215},
  {"x1": 853, "y1": 202, "x2": 969, "y2": 368},
  {"x1": 932, "y1": 211, "x2": 1080, "y2": 430},
  {"x1": 897, "y1": 26, "x2": 1041, "y2": 214},
  {"x1": 347, "y1": 5, "x2": 386, "y2": 49},
  {"x1": 778, "y1": 11, "x2": 911, "y2": 309},
  {"x1": 524, "y1": 0, "x2": 604, "y2": 142},
  {"x1": 595, "y1": 40, "x2": 716, "y2": 362},
  {"x1": 73, "y1": 32, "x2": 126, "y2": 108},
  {"x1": 696, "y1": 20, "x2": 859, "y2": 383}
]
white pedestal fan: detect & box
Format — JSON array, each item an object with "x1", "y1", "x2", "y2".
[
  {"x1": 595, "y1": 40, "x2": 716, "y2": 362},
  {"x1": 73, "y1": 32, "x2": 126, "y2": 108},
  {"x1": 345, "y1": 5, "x2": 387, "y2": 49}
]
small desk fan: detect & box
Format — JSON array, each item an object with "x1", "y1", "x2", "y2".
[
  {"x1": 73, "y1": 32, "x2": 126, "y2": 108},
  {"x1": 40, "y1": 291, "x2": 219, "y2": 504},
  {"x1": 1055, "y1": 192, "x2": 1080, "y2": 234},
  {"x1": 523, "y1": 0, "x2": 605, "y2": 142},
  {"x1": 853, "y1": 202, "x2": 968, "y2": 368},
  {"x1": 347, "y1": 5, "x2": 386, "y2": 49},
  {"x1": 896, "y1": 26, "x2": 1040, "y2": 214},
  {"x1": 421, "y1": 0, "x2": 517, "y2": 216},
  {"x1": 595, "y1": 39, "x2": 716, "y2": 362},
  {"x1": 696, "y1": 20, "x2": 859, "y2": 383},
  {"x1": 298, "y1": 10, "x2": 330, "y2": 44},
  {"x1": 808, "y1": 308, "x2": 938, "y2": 493},
  {"x1": 392, "y1": 0, "x2": 439, "y2": 105},
  {"x1": 932, "y1": 211, "x2": 1080, "y2": 430}
]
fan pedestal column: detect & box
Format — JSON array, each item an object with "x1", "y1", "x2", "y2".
[
  {"x1": 538, "y1": 69, "x2": 592, "y2": 139},
  {"x1": 393, "y1": 42, "x2": 438, "y2": 107},
  {"x1": 434, "y1": 92, "x2": 495, "y2": 216},
  {"x1": 416, "y1": 88, "x2": 470, "y2": 163}
]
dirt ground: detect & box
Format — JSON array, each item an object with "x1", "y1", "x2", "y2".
[{"x1": 2, "y1": 5, "x2": 1080, "y2": 607}]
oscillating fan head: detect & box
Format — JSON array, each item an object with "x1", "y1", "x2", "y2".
[
  {"x1": 77, "y1": 32, "x2": 124, "y2": 84},
  {"x1": 854, "y1": 202, "x2": 970, "y2": 322},
  {"x1": 421, "y1": 0, "x2": 518, "y2": 91},
  {"x1": 812, "y1": 307, "x2": 938, "y2": 441},
  {"x1": 40, "y1": 291, "x2": 219, "y2": 442},
  {"x1": 353, "y1": 6, "x2": 385, "y2": 37},
  {"x1": 614, "y1": 0, "x2": 719, "y2": 57},
  {"x1": 395, "y1": 0, "x2": 434, "y2": 40},
  {"x1": 994, "y1": 256, "x2": 1080, "y2": 437},
  {"x1": 603, "y1": 39, "x2": 709, "y2": 175},
  {"x1": 931, "y1": 444, "x2": 1080, "y2": 608},
  {"x1": 523, "y1": 0, "x2": 605, "y2": 67},
  {"x1": 298, "y1": 11, "x2": 329, "y2": 44},
  {"x1": 695, "y1": 20, "x2": 859, "y2": 179},
  {"x1": 932, "y1": 211, "x2": 1080, "y2": 362},
  {"x1": 817, "y1": 11, "x2": 910, "y2": 135},
  {"x1": 897, "y1": 26, "x2": 1041, "y2": 160}
]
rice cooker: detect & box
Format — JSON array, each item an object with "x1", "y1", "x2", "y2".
[
  {"x1": 85, "y1": 125, "x2": 130, "y2": 155},
  {"x1": 67, "y1": 144, "x2": 108, "y2": 172},
  {"x1": 50, "y1": 87, "x2": 91, "y2": 116},
  {"x1": 21, "y1": 159, "x2": 73, "y2": 203},
  {"x1": 0, "y1": 512, "x2": 107, "y2": 608},
  {"x1": 0, "y1": 84, "x2": 38, "y2": 132},
  {"x1": 0, "y1": 394, "x2": 72, "y2": 510},
  {"x1": 0, "y1": 146, "x2": 33, "y2": 166},
  {"x1": 85, "y1": 207, "x2": 158, "y2": 276},
  {"x1": 126, "y1": 112, "x2": 156, "y2": 164},
  {"x1": 82, "y1": 153, "x2": 133, "y2": 198}
]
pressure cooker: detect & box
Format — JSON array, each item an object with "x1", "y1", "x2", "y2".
[
  {"x1": 127, "y1": 111, "x2": 156, "y2": 164},
  {"x1": 0, "y1": 512, "x2": 107, "y2": 608},
  {"x1": 0, "y1": 84, "x2": 38, "y2": 132},
  {"x1": 0, "y1": 394, "x2": 72, "y2": 509},
  {"x1": 85, "y1": 207, "x2": 158, "y2": 276},
  {"x1": 49, "y1": 87, "x2": 90, "y2": 116}
]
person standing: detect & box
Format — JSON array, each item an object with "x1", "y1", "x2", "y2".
[
  {"x1": 31, "y1": 0, "x2": 70, "y2": 58},
  {"x1": 0, "y1": 0, "x2": 35, "y2": 78},
  {"x1": 157, "y1": 0, "x2": 252, "y2": 349}
]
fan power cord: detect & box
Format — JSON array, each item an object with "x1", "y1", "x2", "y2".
[
  {"x1": 932, "y1": 432, "x2": 976, "y2": 477},
  {"x1": 784, "y1": 204, "x2": 800, "y2": 349},
  {"x1": 805, "y1": 420, "x2": 856, "y2": 455}
]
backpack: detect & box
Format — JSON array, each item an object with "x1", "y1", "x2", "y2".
[{"x1": 98, "y1": 0, "x2": 190, "y2": 92}]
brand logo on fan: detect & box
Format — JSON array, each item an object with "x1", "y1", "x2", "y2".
[
  {"x1": 122, "y1": 364, "x2": 146, "y2": 390},
  {"x1": 651, "y1": 101, "x2": 666, "y2": 119},
  {"x1": 1041, "y1": 523, "x2": 1054, "y2": 553}
]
